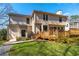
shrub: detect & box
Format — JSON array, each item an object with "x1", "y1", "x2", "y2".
[
  {"x1": 16, "y1": 37, "x2": 30, "y2": 41},
  {"x1": 57, "y1": 37, "x2": 79, "y2": 44},
  {"x1": 0, "y1": 29, "x2": 7, "y2": 40}
]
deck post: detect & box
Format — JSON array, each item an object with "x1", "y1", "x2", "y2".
[
  {"x1": 48, "y1": 25, "x2": 49, "y2": 31},
  {"x1": 41, "y1": 24, "x2": 43, "y2": 32}
]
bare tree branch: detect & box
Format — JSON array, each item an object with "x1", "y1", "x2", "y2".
[{"x1": 0, "y1": 3, "x2": 16, "y2": 29}]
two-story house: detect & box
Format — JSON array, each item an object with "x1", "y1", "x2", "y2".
[{"x1": 7, "y1": 10, "x2": 69, "y2": 41}]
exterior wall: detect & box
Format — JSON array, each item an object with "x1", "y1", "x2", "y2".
[
  {"x1": 8, "y1": 25, "x2": 20, "y2": 41},
  {"x1": 27, "y1": 26, "x2": 32, "y2": 32},
  {"x1": 8, "y1": 15, "x2": 32, "y2": 41},
  {"x1": 8, "y1": 25, "x2": 28, "y2": 41},
  {"x1": 35, "y1": 13, "x2": 67, "y2": 23},
  {"x1": 8, "y1": 12, "x2": 68, "y2": 41},
  {"x1": 19, "y1": 25, "x2": 28, "y2": 37},
  {"x1": 35, "y1": 24, "x2": 41, "y2": 33},
  {"x1": 34, "y1": 13, "x2": 68, "y2": 32},
  {"x1": 9, "y1": 15, "x2": 31, "y2": 25},
  {"x1": 32, "y1": 13, "x2": 36, "y2": 33}
]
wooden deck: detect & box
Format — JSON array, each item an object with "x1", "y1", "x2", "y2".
[
  {"x1": 69, "y1": 28, "x2": 79, "y2": 36},
  {"x1": 32, "y1": 30, "x2": 69, "y2": 40},
  {"x1": 32, "y1": 28, "x2": 79, "y2": 40}
]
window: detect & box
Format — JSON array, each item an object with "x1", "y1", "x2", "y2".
[
  {"x1": 59, "y1": 17, "x2": 62, "y2": 22},
  {"x1": 58, "y1": 27, "x2": 60, "y2": 30},
  {"x1": 60, "y1": 27, "x2": 64, "y2": 31},
  {"x1": 46, "y1": 15, "x2": 48, "y2": 21},
  {"x1": 74, "y1": 22, "x2": 77, "y2": 25},
  {"x1": 54, "y1": 27, "x2": 56, "y2": 30},
  {"x1": 66, "y1": 24, "x2": 68, "y2": 27},
  {"x1": 43, "y1": 25, "x2": 48, "y2": 31},
  {"x1": 43, "y1": 14, "x2": 46, "y2": 20},
  {"x1": 43, "y1": 14, "x2": 48, "y2": 21},
  {"x1": 53, "y1": 27, "x2": 56, "y2": 31},
  {"x1": 21, "y1": 30, "x2": 26, "y2": 37},
  {"x1": 49, "y1": 27, "x2": 53, "y2": 30},
  {"x1": 39, "y1": 25, "x2": 41, "y2": 31},
  {"x1": 26, "y1": 18, "x2": 30, "y2": 24}
]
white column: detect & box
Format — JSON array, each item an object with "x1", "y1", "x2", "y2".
[
  {"x1": 77, "y1": 23, "x2": 78, "y2": 28},
  {"x1": 41, "y1": 24, "x2": 43, "y2": 32},
  {"x1": 48, "y1": 25, "x2": 49, "y2": 31}
]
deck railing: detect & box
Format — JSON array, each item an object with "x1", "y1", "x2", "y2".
[{"x1": 35, "y1": 20, "x2": 66, "y2": 25}]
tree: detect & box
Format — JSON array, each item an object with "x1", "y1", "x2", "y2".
[
  {"x1": 0, "y1": 4, "x2": 17, "y2": 40},
  {"x1": 71, "y1": 15, "x2": 79, "y2": 19},
  {"x1": 0, "y1": 3, "x2": 16, "y2": 29}
]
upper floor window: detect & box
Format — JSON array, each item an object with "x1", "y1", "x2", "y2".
[
  {"x1": 26, "y1": 18, "x2": 30, "y2": 24},
  {"x1": 43, "y1": 14, "x2": 48, "y2": 21},
  {"x1": 43, "y1": 14, "x2": 46, "y2": 20},
  {"x1": 59, "y1": 17, "x2": 62, "y2": 22},
  {"x1": 46, "y1": 14, "x2": 48, "y2": 21}
]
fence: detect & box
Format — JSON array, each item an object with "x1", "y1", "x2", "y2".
[{"x1": 32, "y1": 28, "x2": 79, "y2": 40}]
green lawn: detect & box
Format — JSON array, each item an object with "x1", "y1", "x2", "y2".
[
  {"x1": 9, "y1": 41, "x2": 79, "y2": 56},
  {"x1": 0, "y1": 40, "x2": 5, "y2": 46}
]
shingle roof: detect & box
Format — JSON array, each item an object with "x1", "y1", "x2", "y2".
[
  {"x1": 8, "y1": 10, "x2": 68, "y2": 18},
  {"x1": 32, "y1": 10, "x2": 67, "y2": 18},
  {"x1": 8, "y1": 13, "x2": 31, "y2": 17}
]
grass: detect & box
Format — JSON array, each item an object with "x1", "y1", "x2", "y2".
[
  {"x1": 9, "y1": 41, "x2": 79, "y2": 56},
  {"x1": 0, "y1": 40, "x2": 5, "y2": 46},
  {"x1": 0, "y1": 40, "x2": 7, "y2": 46}
]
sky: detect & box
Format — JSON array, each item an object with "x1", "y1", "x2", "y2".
[
  {"x1": 11, "y1": 3, "x2": 79, "y2": 16},
  {"x1": 0, "y1": 3, "x2": 79, "y2": 28}
]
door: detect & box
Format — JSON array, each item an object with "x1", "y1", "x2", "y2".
[
  {"x1": 43, "y1": 25, "x2": 48, "y2": 31},
  {"x1": 21, "y1": 30, "x2": 26, "y2": 37}
]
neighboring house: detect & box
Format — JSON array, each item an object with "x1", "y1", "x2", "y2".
[
  {"x1": 70, "y1": 18, "x2": 79, "y2": 29},
  {"x1": 7, "y1": 10, "x2": 69, "y2": 41}
]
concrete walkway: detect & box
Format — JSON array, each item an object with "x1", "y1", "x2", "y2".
[
  {"x1": 3, "y1": 39, "x2": 45, "y2": 45},
  {"x1": 3, "y1": 40, "x2": 35, "y2": 45},
  {"x1": 0, "y1": 45, "x2": 12, "y2": 56}
]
